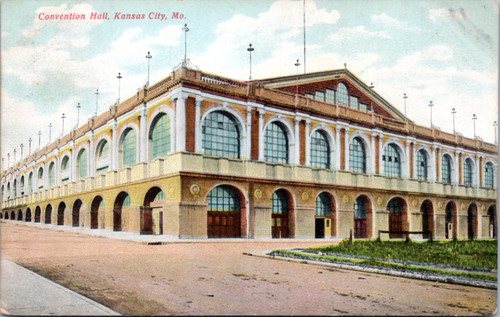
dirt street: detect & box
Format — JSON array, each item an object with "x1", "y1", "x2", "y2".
[{"x1": 0, "y1": 222, "x2": 496, "y2": 315}]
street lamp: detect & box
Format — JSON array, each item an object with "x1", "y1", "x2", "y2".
[
  {"x1": 62, "y1": 113, "x2": 66, "y2": 135},
  {"x1": 146, "y1": 51, "x2": 152, "y2": 86},
  {"x1": 472, "y1": 113, "x2": 477, "y2": 139},
  {"x1": 49, "y1": 123, "x2": 52, "y2": 143},
  {"x1": 38, "y1": 131, "x2": 41, "y2": 148},
  {"x1": 182, "y1": 24, "x2": 189, "y2": 65},
  {"x1": 20, "y1": 143, "x2": 23, "y2": 159},
  {"x1": 247, "y1": 44, "x2": 254, "y2": 80},
  {"x1": 295, "y1": 59, "x2": 301, "y2": 95},
  {"x1": 13, "y1": 148, "x2": 16, "y2": 164},
  {"x1": 428, "y1": 101, "x2": 434, "y2": 128},
  {"x1": 28, "y1": 137, "x2": 32, "y2": 155},
  {"x1": 117, "y1": 72, "x2": 122, "y2": 103},
  {"x1": 451, "y1": 108, "x2": 456, "y2": 134},
  {"x1": 403, "y1": 93, "x2": 408, "y2": 117},
  {"x1": 95, "y1": 88, "x2": 99, "y2": 116},
  {"x1": 494, "y1": 121, "x2": 498, "y2": 144},
  {"x1": 76, "y1": 102, "x2": 81, "y2": 127}
]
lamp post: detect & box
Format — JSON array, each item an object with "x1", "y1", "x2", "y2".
[
  {"x1": 38, "y1": 131, "x2": 41, "y2": 148},
  {"x1": 428, "y1": 101, "x2": 434, "y2": 128},
  {"x1": 451, "y1": 108, "x2": 456, "y2": 134},
  {"x1": 403, "y1": 93, "x2": 408, "y2": 117},
  {"x1": 49, "y1": 123, "x2": 52, "y2": 143},
  {"x1": 7, "y1": 153, "x2": 10, "y2": 169},
  {"x1": 295, "y1": 59, "x2": 301, "y2": 95},
  {"x1": 13, "y1": 148, "x2": 16, "y2": 165},
  {"x1": 247, "y1": 44, "x2": 254, "y2": 80},
  {"x1": 145, "y1": 51, "x2": 152, "y2": 86},
  {"x1": 95, "y1": 89, "x2": 99, "y2": 116},
  {"x1": 61, "y1": 113, "x2": 66, "y2": 135},
  {"x1": 472, "y1": 113, "x2": 477, "y2": 139},
  {"x1": 20, "y1": 143, "x2": 23, "y2": 159},
  {"x1": 76, "y1": 102, "x2": 81, "y2": 127},
  {"x1": 182, "y1": 24, "x2": 189, "y2": 65},
  {"x1": 28, "y1": 137, "x2": 32, "y2": 156},
  {"x1": 494, "y1": 121, "x2": 498, "y2": 144},
  {"x1": 117, "y1": 72, "x2": 122, "y2": 103}
]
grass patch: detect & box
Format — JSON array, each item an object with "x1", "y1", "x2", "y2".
[
  {"x1": 310, "y1": 239, "x2": 497, "y2": 270},
  {"x1": 273, "y1": 250, "x2": 497, "y2": 282}
]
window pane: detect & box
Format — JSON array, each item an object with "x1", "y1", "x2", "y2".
[
  {"x1": 121, "y1": 129, "x2": 137, "y2": 167},
  {"x1": 349, "y1": 137, "x2": 366, "y2": 173},
  {"x1": 97, "y1": 140, "x2": 109, "y2": 157},
  {"x1": 264, "y1": 122, "x2": 288, "y2": 163},
  {"x1": 349, "y1": 96, "x2": 359, "y2": 109},
  {"x1": 355, "y1": 196, "x2": 367, "y2": 219},
  {"x1": 441, "y1": 155, "x2": 452, "y2": 183},
  {"x1": 387, "y1": 199, "x2": 402, "y2": 214},
  {"x1": 202, "y1": 111, "x2": 240, "y2": 158},
  {"x1": 49, "y1": 163, "x2": 55, "y2": 186},
  {"x1": 315, "y1": 91, "x2": 325, "y2": 101},
  {"x1": 325, "y1": 89, "x2": 335, "y2": 103},
  {"x1": 316, "y1": 193, "x2": 331, "y2": 216},
  {"x1": 464, "y1": 158, "x2": 473, "y2": 185},
  {"x1": 336, "y1": 83, "x2": 349, "y2": 106},
  {"x1": 151, "y1": 113, "x2": 171, "y2": 159},
  {"x1": 310, "y1": 130, "x2": 330, "y2": 168},
  {"x1": 272, "y1": 190, "x2": 288, "y2": 214},
  {"x1": 383, "y1": 144, "x2": 401, "y2": 177},
  {"x1": 208, "y1": 185, "x2": 240, "y2": 213},
  {"x1": 485, "y1": 162, "x2": 494, "y2": 188},
  {"x1": 359, "y1": 103, "x2": 368, "y2": 111},
  {"x1": 417, "y1": 150, "x2": 428, "y2": 180},
  {"x1": 77, "y1": 149, "x2": 88, "y2": 179}
]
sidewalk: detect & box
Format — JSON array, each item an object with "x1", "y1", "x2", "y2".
[{"x1": 0, "y1": 257, "x2": 119, "y2": 315}]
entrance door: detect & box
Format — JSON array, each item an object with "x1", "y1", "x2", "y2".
[
  {"x1": 140, "y1": 206, "x2": 153, "y2": 235},
  {"x1": 272, "y1": 214, "x2": 288, "y2": 238},
  {"x1": 354, "y1": 218, "x2": 367, "y2": 238},
  {"x1": 315, "y1": 218, "x2": 325, "y2": 238},
  {"x1": 91, "y1": 210, "x2": 98, "y2": 229},
  {"x1": 389, "y1": 213, "x2": 403, "y2": 238},
  {"x1": 207, "y1": 211, "x2": 240, "y2": 238},
  {"x1": 113, "y1": 207, "x2": 121, "y2": 231}
]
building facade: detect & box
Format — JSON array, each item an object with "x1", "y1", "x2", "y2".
[{"x1": 1, "y1": 67, "x2": 497, "y2": 240}]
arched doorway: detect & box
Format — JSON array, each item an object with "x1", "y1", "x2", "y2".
[
  {"x1": 45, "y1": 205, "x2": 52, "y2": 224},
  {"x1": 5, "y1": 211, "x2": 9, "y2": 219},
  {"x1": 57, "y1": 202, "x2": 66, "y2": 225},
  {"x1": 271, "y1": 189, "x2": 294, "y2": 239},
  {"x1": 207, "y1": 185, "x2": 244, "y2": 238},
  {"x1": 354, "y1": 195, "x2": 371, "y2": 238},
  {"x1": 420, "y1": 200, "x2": 434, "y2": 238},
  {"x1": 26, "y1": 208, "x2": 32, "y2": 222},
  {"x1": 445, "y1": 201, "x2": 457, "y2": 239},
  {"x1": 487, "y1": 205, "x2": 497, "y2": 238},
  {"x1": 17, "y1": 209, "x2": 23, "y2": 221},
  {"x1": 387, "y1": 197, "x2": 407, "y2": 238},
  {"x1": 315, "y1": 192, "x2": 334, "y2": 239},
  {"x1": 467, "y1": 203, "x2": 478, "y2": 240},
  {"x1": 142, "y1": 187, "x2": 165, "y2": 235},
  {"x1": 113, "y1": 192, "x2": 130, "y2": 231},
  {"x1": 90, "y1": 196, "x2": 104, "y2": 229},
  {"x1": 35, "y1": 206, "x2": 41, "y2": 223},
  {"x1": 73, "y1": 200, "x2": 82, "y2": 227}
]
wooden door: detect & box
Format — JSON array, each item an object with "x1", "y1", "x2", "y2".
[
  {"x1": 389, "y1": 213, "x2": 403, "y2": 238},
  {"x1": 90, "y1": 210, "x2": 98, "y2": 229},
  {"x1": 141, "y1": 206, "x2": 153, "y2": 235},
  {"x1": 113, "y1": 208, "x2": 121, "y2": 231},
  {"x1": 272, "y1": 214, "x2": 288, "y2": 238},
  {"x1": 207, "y1": 211, "x2": 240, "y2": 238},
  {"x1": 354, "y1": 218, "x2": 367, "y2": 238},
  {"x1": 315, "y1": 218, "x2": 325, "y2": 239}
]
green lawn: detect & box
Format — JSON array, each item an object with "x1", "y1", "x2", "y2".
[{"x1": 311, "y1": 239, "x2": 497, "y2": 270}]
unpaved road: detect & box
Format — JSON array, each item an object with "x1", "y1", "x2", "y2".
[{"x1": 0, "y1": 222, "x2": 496, "y2": 315}]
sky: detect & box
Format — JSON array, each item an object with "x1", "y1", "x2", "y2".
[{"x1": 1, "y1": 0, "x2": 498, "y2": 170}]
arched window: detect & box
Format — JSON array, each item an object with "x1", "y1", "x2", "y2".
[
  {"x1": 387, "y1": 198, "x2": 403, "y2": 214},
  {"x1": 383, "y1": 144, "x2": 401, "y2": 177},
  {"x1": 264, "y1": 122, "x2": 288, "y2": 163},
  {"x1": 95, "y1": 139, "x2": 110, "y2": 174},
  {"x1": 150, "y1": 113, "x2": 171, "y2": 159},
  {"x1": 272, "y1": 189, "x2": 288, "y2": 214},
  {"x1": 350, "y1": 137, "x2": 366, "y2": 173},
  {"x1": 310, "y1": 130, "x2": 330, "y2": 168},
  {"x1": 76, "y1": 149, "x2": 88, "y2": 179},
  {"x1": 202, "y1": 111, "x2": 240, "y2": 158},
  {"x1": 48, "y1": 162, "x2": 55, "y2": 187},
  {"x1": 61, "y1": 156, "x2": 70, "y2": 183},
  {"x1": 38, "y1": 167, "x2": 44, "y2": 189},
  {"x1": 6, "y1": 183, "x2": 10, "y2": 198},
  {"x1": 417, "y1": 149, "x2": 428, "y2": 180},
  {"x1": 441, "y1": 154, "x2": 452, "y2": 183},
  {"x1": 336, "y1": 83, "x2": 349, "y2": 106},
  {"x1": 464, "y1": 158, "x2": 473, "y2": 186},
  {"x1": 120, "y1": 128, "x2": 137, "y2": 167},
  {"x1": 28, "y1": 172, "x2": 33, "y2": 193},
  {"x1": 207, "y1": 185, "x2": 240, "y2": 212},
  {"x1": 485, "y1": 162, "x2": 494, "y2": 188},
  {"x1": 13, "y1": 179, "x2": 17, "y2": 197},
  {"x1": 20, "y1": 176, "x2": 25, "y2": 195},
  {"x1": 316, "y1": 193, "x2": 331, "y2": 216}
]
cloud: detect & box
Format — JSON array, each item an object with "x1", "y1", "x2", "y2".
[
  {"x1": 371, "y1": 13, "x2": 421, "y2": 32},
  {"x1": 429, "y1": 8, "x2": 466, "y2": 21},
  {"x1": 1, "y1": 31, "x2": 8, "y2": 38},
  {"x1": 329, "y1": 26, "x2": 390, "y2": 41}
]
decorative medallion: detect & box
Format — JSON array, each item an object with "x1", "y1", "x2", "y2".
[
  {"x1": 412, "y1": 199, "x2": 418, "y2": 207},
  {"x1": 438, "y1": 201, "x2": 443, "y2": 209},
  {"x1": 377, "y1": 197, "x2": 383, "y2": 207},
  {"x1": 343, "y1": 194, "x2": 349, "y2": 204},
  {"x1": 190, "y1": 184, "x2": 200, "y2": 196},
  {"x1": 460, "y1": 203, "x2": 465, "y2": 210},
  {"x1": 254, "y1": 188, "x2": 263, "y2": 199},
  {"x1": 301, "y1": 191, "x2": 309, "y2": 201}
]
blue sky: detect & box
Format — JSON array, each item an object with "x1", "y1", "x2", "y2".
[{"x1": 1, "y1": 0, "x2": 498, "y2": 168}]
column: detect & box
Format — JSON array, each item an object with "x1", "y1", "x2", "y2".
[
  {"x1": 454, "y1": 151, "x2": 460, "y2": 184},
  {"x1": 335, "y1": 126, "x2": 341, "y2": 170},
  {"x1": 175, "y1": 94, "x2": 187, "y2": 152},
  {"x1": 305, "y1": 118, "x2": 311, "y2": 165},
  {"x1": 140, "y1": 105, "x2": 148, "y2": 162},
  {"x1": 246, "y1": 106, "x2": 252, "y2": 159},
  {"x1": 404, "y1": 140, "x2": 410, "y2": 178},
  {"x1": 71, "y1": 141, "x2": 76, "y2": 182},
  {"x1": 476, "y1": 155, "x2": 481, "y2": 186},
  {"x1": 344, "y1": 127, "x2": 350, "y2": 170},
  {"x1": 431, "y1": 146, "x2": 437, "y2": 181},
  {"x1": 258, "y1": 109, "x2": 265, "y2": 161},
  {"x1": 111, "y1": 119, "x2": 118, "y2": 170},
  {"x1": 294, "y1": 116, "x2": 300, "y2": 165},
  {"x1": 89, "y1": 132, "x2": 95, "y2": 177},
  {"x1": 195, "y1": 96, "x2": 203, "y2": 153},
  {"x1": 56, "y1": 151, "x2": 61, "y2": 186}
]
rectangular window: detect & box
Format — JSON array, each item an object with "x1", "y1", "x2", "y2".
[
  {"x1": 325, "y1": 89, "x2": 335, "y2": 103},
  {"x1": 350, "y1": 96, "x2": 359, "y2": 109},
  {"x1": 359, "y1": 103, "x2": 368, "y2": 111},
  {"x1": 305, "y1": 93, "x2": 314, "y2": 98},
  {"x1": 315, "y1": 91, "x2": 325, "y2": 101}
]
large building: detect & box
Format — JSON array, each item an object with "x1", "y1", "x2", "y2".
[{"x1": 1, "y1": 66, "x2": 497, "y2": 240}]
